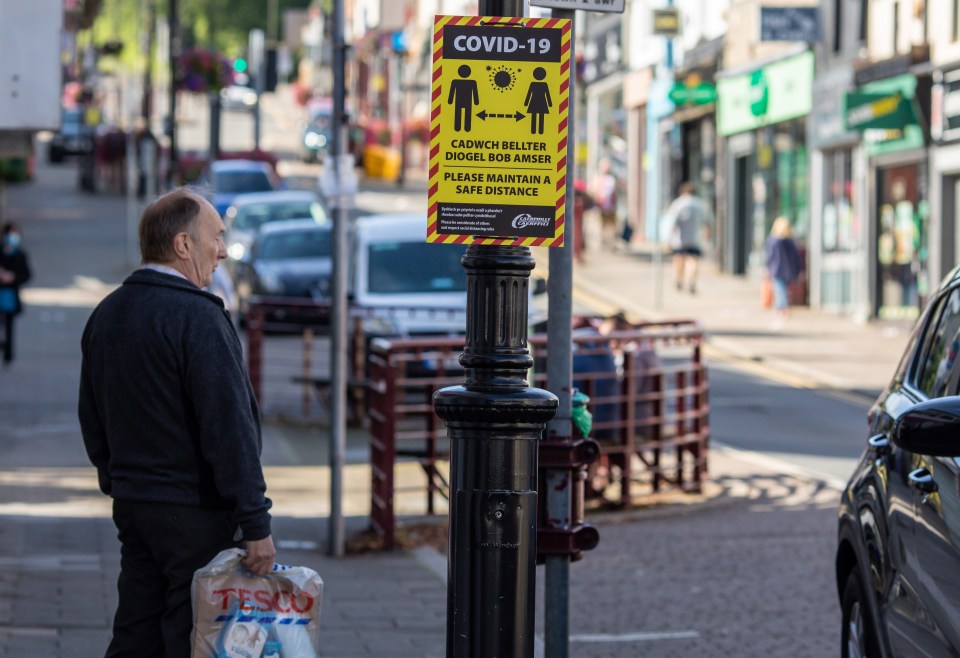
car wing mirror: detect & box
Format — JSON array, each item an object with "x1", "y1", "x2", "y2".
[{"x1": 893, "y1": 395, "x2": 960, "y2": 456}]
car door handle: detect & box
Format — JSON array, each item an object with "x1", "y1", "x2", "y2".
[
  {"x1": 868, "y1": 434, "x2": 890, "y2": 456},
  {"x1": 908, "y1": 468, "x2": 938, "y2": 494}
]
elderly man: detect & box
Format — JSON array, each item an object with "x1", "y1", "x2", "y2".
[{"x1": 79, "y1": 188, "x2": 276, "y2": 657}]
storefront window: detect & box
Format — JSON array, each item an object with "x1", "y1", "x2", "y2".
[
  {"x1": 747, "y1": 119, "x2": 810, "y2": 276},
  {"x1": 773, "y1": 121, "x2": 809, "y2": 238},
  {"x1": 597, "y1": 89, "x2": 627, "y2": 223},
  {"x1": 877, "y1": 163, "x2": 930, "y2": 320},
  {"x1": 822, "y1": 150, "x2": 857, "y2": 253}
]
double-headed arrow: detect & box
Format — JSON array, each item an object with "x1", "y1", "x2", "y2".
[{"x1": 477, "y1": 110, "x2": 525, "y2": 121}]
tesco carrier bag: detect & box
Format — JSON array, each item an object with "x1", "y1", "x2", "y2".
[{"x1": 191, "y1": 548, "x2": 324, "y2": 658}]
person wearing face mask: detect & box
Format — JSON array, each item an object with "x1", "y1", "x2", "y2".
[{"x1": 0, "y1": 222, "x2": 31, "y2": 365}]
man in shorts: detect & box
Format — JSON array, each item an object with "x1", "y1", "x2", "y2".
[{"x1": 665, "y1": 181, "x2": 713, "y2": 294}]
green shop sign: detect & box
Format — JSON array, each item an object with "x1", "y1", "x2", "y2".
[
  {"x1": 843, "y1": 92, "x2": 911, "y2": 131},
  {"x1": 668, "y1": 81, "x2": 717, "y2": 105},
  {"x1": 842, "y1": 74, "x2": 923, "y2": 156},
  {"x1": 717, "y1": 50, "x2": 814, "y2": 136}
]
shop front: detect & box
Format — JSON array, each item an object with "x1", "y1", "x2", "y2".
[
  {"x1": 717, "y1": 49, "x2": 814, "y2": 280},
  {"x1": 582, "y1": 14, "x2": 628, "y2": 225},
  {"x1": 667, "y1": 37, "x2": 722, "y2": 255},
  {"x1": 623, "y1": 67, "x2": 652, "y2": 242},
  {"x1": 930, "y1": 62, "x2": 960, "y2": 286},
  {"x1": 845, "y1": 68, "x2": 931, "y2": 321},
  {"x1": 808, "y1": 66, "x2": 868, "y2": 318}
]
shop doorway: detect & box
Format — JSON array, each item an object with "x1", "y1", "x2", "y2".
[{"x1": 875, "y1": 163, "x2": 929, "y2": 320}]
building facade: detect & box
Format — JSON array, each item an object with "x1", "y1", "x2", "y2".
[{"x1": 807, "y1": 0, "x2": 869, "y2": 319}]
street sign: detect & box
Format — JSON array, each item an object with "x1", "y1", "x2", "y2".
[
  {"x1": 428, "y1": 15, "x2": 571, "y2": 247},
  {"x1": 530, "y1": 0, "x2": 625, "y2": 13},
  {"x1": 759, "y1": 6, "x2": 820, "y2": 43}
]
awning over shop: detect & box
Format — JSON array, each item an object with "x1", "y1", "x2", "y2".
[
  {"x1": 843, "y1": 91, "x2": 914, "y2": 131},
  {"x1": 842, "y1": 74, "x2": 924, "y2": 155}
]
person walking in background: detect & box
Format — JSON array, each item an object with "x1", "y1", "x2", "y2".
[
  {"x1": 0, "y1": 222, "x2": 31, "y2": 365},
  {"x1": 79, "y1": 188, "x2": 276, "y2": 657},
  {"x1": 764, "y1": 216, "x2": 804, "y2": 323},
  {"x1": 665, "y1": 181, "x2": 713, "y2": 294}
]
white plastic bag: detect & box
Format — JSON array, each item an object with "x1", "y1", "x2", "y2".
[{"x1": 191, "y1": 548, "x2": 324, "y2": 658}]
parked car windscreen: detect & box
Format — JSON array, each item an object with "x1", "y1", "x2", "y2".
[
  {"x1": 215, "y1": 170, "x2": 275, "y2": 194},
  {"x1": 367, "y1": 242, "x2": 466, "y2": 294},
  {"x1": 258, "y1": 230, "x2": 331, "y2": 260},
  {"x1": 234, "y1": 202, "x2": 326, "y2": 231}
]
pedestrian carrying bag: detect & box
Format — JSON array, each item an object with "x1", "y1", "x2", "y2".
[
  {"x1": 0, "y1": 288, "x2": 15, "y2": 314},
  {"x1": 191, "y1": 548, "x2": 324, "y2": 658}
]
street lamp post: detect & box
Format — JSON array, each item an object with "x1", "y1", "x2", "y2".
[{"x1": 433, "y1": 2, "x2": 557, "y2": 657}]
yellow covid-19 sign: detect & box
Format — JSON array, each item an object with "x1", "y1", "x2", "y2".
[{"x1": 427, "y1": 15, "x2": 571, "y2": 247}]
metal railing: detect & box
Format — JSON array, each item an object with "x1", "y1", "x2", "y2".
[
  {"x1": 364, "y1": 319, "x2": 709, "y2": 548},
  {"x1": 242, "y1": 302, "x2": 709, "y2": 547}
]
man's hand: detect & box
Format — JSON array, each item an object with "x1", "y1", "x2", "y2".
[{"x1": 242, "y1": 535, "x2": 277, "y2": 575}]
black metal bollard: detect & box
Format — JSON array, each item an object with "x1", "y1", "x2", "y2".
[{"x1": 434, "y1": 244, "x2": 558, "y2": 658}]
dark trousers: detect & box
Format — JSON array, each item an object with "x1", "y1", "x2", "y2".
[
  {"x1": 1, "y1": 313, "x2": 12, "y2": 363},
  {"x1": 107, "y1": 499, "x2": 239, "y2": 658}
]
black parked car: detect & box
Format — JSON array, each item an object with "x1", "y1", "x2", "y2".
[
  {"x1": 234, "y1": 220, "x2": 332, "y2": 326},
  {"x1": 837, "y1": 266, "x2": 960, "y2": 657}
]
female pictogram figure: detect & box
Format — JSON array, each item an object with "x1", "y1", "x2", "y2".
[
  {"x1": 524, "y1": 67, "x2": 552, "y2": 135},
  {"x1": 448, "y1": 65, "x2": 479, "y2": 132}
]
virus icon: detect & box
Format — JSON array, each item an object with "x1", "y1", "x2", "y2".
[{"x1": 486, "y1": 65, "x2": 518, "y2": 92}]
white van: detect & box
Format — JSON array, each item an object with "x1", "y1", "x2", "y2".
[{"x1": 351, "y1": 213, "x2": 468, "y2": 338}]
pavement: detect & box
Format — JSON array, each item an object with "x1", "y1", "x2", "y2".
[{"x1": 0, "y1": 120, "x2": 913, "y2": 656}]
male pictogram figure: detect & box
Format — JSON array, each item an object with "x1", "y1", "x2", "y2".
[
  {"x1": 524, "y1": 67, "x2": 551, "y2": 135},
  {"x1": 448, "y1": 65, "x2": 479, "y2": 132}
]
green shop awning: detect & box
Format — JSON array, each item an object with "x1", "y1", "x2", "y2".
[
  {"x1": 843, "y1": 74, "x2": 923, "y2": 156},
  {"x1": 843, "y1": 91, "x2": 914, "y2": 131}
]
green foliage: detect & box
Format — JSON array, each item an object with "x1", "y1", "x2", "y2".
[
  {"x1": 90, "y1": 0, "x2": 315, "y2": 68},
  {"x1": 178, "y1": 0, "x2": 315, "y2": 53}
]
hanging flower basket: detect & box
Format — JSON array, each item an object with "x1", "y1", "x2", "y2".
[{"x1": 175, "y1": 48, "x2": 234, "y2": 94}]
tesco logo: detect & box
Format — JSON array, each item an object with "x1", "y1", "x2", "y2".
[{"x1": 213, "y1": 588, "x2": 316, "y2": 614}]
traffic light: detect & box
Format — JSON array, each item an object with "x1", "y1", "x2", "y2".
[{"x1": 233, "y1": 58, "x2": 248, "y2": 73}]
